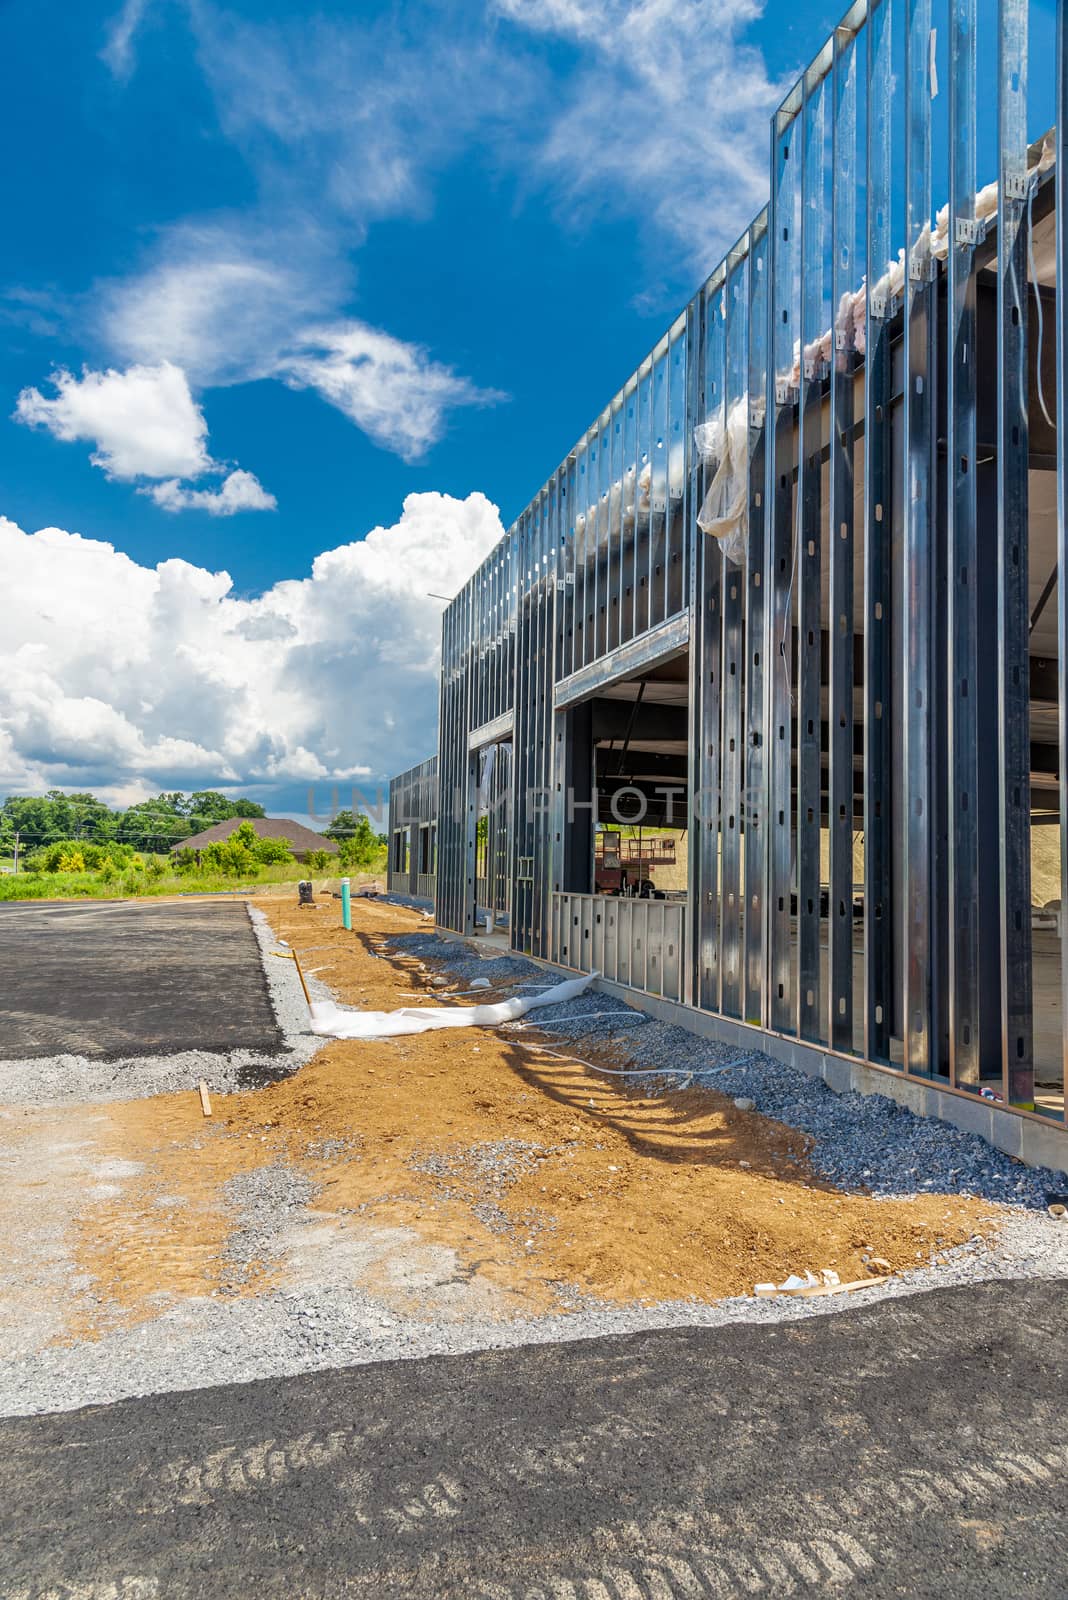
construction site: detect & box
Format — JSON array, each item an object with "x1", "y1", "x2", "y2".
[
  {"x1": 1, "y1": 875, "x2": 1066, "y2": 1593},
  {"x1": 389, "y1": 0, "x2": 1068, "y2": 1176},
  {"x1": 4, "y1": 0, "x2": 1068, "y2": 1594}
]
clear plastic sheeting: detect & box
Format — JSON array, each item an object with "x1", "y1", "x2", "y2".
[
  {"x1": 308, "y1": 971, "x2": 598, "y2": 1040},
  {"x1": 695, "y1": 399, "x2": 751, "y2": 566}
]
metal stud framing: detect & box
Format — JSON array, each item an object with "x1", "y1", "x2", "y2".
[
  {"x1": 767, "y1": 86, "x2": 801, "y2": 1037},
  {"x1": 744, "y1": 212, "x2": 770, "y2": 1027},
  {"x1": 405, "y1": 0, "x2": 1065, "y2": 1144},
  {"x1": 947, "y1": 0, "x2": 981, "y2": 1087},
  {"x1": 863, "y1": 0, "x2": 895, "y2": 1066},
  {"x1": 902, "y1": 0, "x2": 937, "y2": 1076},
  {"x1": 828, "y1": 17, "x2": 859, "y2": 1054},
  {"x1": 694, "y1": 271, "x2": 726, "y2": 1013},
  {"x1": 719, "y1": 243, "x2": 748, "y2": 1019},
  {"x1": 1058, "y1": 0, "x2": 1068, "y2": 1108},
  {"x1": 798, "y1": 57, "x2": 828, "y2": 1044},
  {"x1": 997, "y1": 0, "x2": 1034, "y2": 1106}
]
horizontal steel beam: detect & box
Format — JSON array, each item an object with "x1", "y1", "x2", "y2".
[
  {"x1": 467, "y1": 711, "x2": 514, "y2": 752},
  {"x1": 554, "y1": 613, "x2": 689, "y2": 709}
]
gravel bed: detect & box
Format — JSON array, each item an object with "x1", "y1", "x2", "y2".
[
  {"x1": 408, "y1": 1137, "x2": 547, "y2": 1189},
  {"x1": 0, "y1": 906, "x2": 324, "y2": 1106},
  {"x1": 221, "y1": 1164, "x2": 321, "y2": 1288},
  {"x1": 382, "y1": 931, "x2": 1068, "y2": 1208},
  {"x1": 408, "y1": 1138, "x2": 562, "y2": 1244},
  {"x1": 1, "y1": 917, "x2": 1065, "y2": 1420},
  {"x1": 2, "y1": 1208, "x2": 1064, "y2": 1419},
  {"x1": 387, "y1": 932, "x2": 542, "y2": 989}
]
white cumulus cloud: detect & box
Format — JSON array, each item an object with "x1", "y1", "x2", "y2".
[
  {"x1": 15, "y1": 361, "x2": 212, "y2": 481},
  {"x1": 0, "y1": 491, "x2": 504, "y2": 799},
  {"x1": 14, "y1": 361, "x2": 276, "y2": 515},
  {"x1": 145, "y1": 469, "x2": 278, "y2": 516}
]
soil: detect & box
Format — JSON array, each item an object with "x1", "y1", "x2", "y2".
[{"x1": 0, "y1": 895, "x2": 993, "y2": 1345}]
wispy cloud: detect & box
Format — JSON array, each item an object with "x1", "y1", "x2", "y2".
[
  {"x1": 189, "y1": 3, "x2": 529, "y2": 226},
  {"x1": 495, "y1": 0, "x2": 786, "y2": 269},
  {"x1": 101, "y1": 0, "x2": 152, "y2": 81},
  {"x1": 101, "y1": 227, "x2": 501, "y2": 461},
  {"x1": 101, "y1": 218, "x2": 347, "y2": 387},
  {"x1": 188, "y1": 0, "x2": 785, "y2": 270},
  {"x1": 80, "y1": 0, "x2": 785, "y2": 486},
  {"x1": 278, "y1": 322, "x2": 504, "y2": 463},
  {"x1": 14, "y1": 362, "x2": 275, "y2": 515}
]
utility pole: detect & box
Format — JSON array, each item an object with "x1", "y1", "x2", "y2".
[{"x1": 12, "y1": 830, "x2": 20, "y2": 874}]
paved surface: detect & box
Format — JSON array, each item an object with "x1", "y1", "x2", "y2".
[
  {"x1": 2, "y1": 1279, "x2": 1066, "y2": 1599},
  {"x1": 0, "y1": 900, "x2": 280, "y2": 1059}
]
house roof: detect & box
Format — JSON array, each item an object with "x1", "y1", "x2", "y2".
[{"x1": 175, "y1": 818, "x2": 339, "y2": 854}]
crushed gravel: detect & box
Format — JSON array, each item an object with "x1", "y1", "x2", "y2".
[
  {"x1": 2, "y1": 910, "x2": 1066, "y2": 1422},
  {"x1": 0, "y1": 906, "x2": 325, "y2": 1106},
  {"x1": 1, "y1": 1208, "x2": 1065, "y2": 1420},
  {"x1": 408, "y1": 1139, "x2": 562, "y2": 1244},
  {"x1": 221, "y1": 1164, "x2": 320, "y2": 1288},
  {"x1": 385, "y1": 930, "x2": 1068, "y2": 1208}
]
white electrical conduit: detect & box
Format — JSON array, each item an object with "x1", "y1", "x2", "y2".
[
  {"x1": 514, "y1": 1040, "x2": 762, "y2": 1079},
  {"x1": 507, "y1": 1011, "x2": 649, "y2": 1031},
  {"x1": 308, "y1": 971, "x2": 598, "y2": 1040}
]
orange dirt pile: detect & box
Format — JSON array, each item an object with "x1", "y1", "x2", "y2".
[{"x1": 47, "y1": 894, "x2": 997, "y2": 1336}]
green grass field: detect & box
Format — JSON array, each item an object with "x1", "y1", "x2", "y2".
[{"x1": 0, "y1": 851, "x2": 387, "y2": 902}]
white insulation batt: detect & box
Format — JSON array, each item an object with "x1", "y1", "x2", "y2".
[{"x1": 308, "y1": 971, "x2": 597, "y2": 1040}]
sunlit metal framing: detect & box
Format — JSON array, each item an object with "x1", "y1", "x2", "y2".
[{"x1": 400, "y1": 0, "x2": 1067, "y2": 1144}]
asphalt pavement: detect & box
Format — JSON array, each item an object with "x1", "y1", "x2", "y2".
[
  {"x1": 1, "y1": 1278, "x2": 1066, "y2": 1599},
  {"x1": 0, "y1": 898, "x2": 280, "y2": 1058}
]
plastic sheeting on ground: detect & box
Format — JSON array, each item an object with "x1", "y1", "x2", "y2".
[{"x1": 308, "y1": 971, "x2": 598, "y2": 1040}]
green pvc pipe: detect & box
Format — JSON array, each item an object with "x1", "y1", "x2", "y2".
[{"x1": 341, "y1": 876, "x2": 351, "y2": 930}]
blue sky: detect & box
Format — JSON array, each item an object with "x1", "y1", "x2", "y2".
[{"x1": 0, "y1": 0, "x2": 854, "y2": 816}]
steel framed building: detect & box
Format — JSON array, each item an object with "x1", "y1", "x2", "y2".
[
  {"x1": 386, "y1": 755, "x2": 438, "y2": 903},
  {"x1": 390, "y1": 0, "x2": 1068, "y2": 1160}
]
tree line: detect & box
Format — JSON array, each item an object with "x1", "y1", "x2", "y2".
[{"x1": 0, "y1": 790, "x2": 385, "y2": 873}]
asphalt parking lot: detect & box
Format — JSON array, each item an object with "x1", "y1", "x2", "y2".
[
  {"x1": 2, "y1": 1278, "x2": 1066, "y2": 1599},
  {"x1": 0, "y1": 899, "x2": 280, "y2": 1059}
]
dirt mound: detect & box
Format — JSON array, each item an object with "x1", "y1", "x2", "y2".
[{"x1": 29, "y1": 896, "x2": 990, "y2": 1335}]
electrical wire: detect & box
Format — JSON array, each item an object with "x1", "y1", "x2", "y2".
[
  {"x1": 513, "y1": 1039, "x2": 762, "y2": 1079},
  {"x1": 1027, "y1": 178, "x2": 1055, "y2": 430},
  {"x1": 524, "y1": 1011, "x2": 650, "y2": 1030}
]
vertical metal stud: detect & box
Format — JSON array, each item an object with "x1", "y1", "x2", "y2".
[
  {"x1": 720, "y1": 241, "x2": 748, "y2": 1019},
  {"x1": 767, "y1": 86, "x2": 802, "y2": 1036},
  {"x1": 798, "y1": 62, "x2": 827, "y2": 1044},
  {"x1": 694, "y1": 272, "x2": 726, "y2": 1012},
  {"x1": 947, "y1": 0, "x2": 982, "y2": 1088},
  {"x1": 902, "y1": 0, "x2": 937, "y2": 1077},
  {"x1": 864, "y1": 0, "x2": 896, "y2": 1065},
  {"x1": 829, "y1": 21, "x2": 859, "y2": 1054},
  {"x1": 1057, "y1": 0, "x2": 1068, "y2": 1119},
  {"x1": 651, "y1": 342, "x2": 670, "y2": 629},
  {"x1": 685, "y1": 290, "x2": 705, "y2": 1011},
  {"x1": 997, "y1": 0, "x2": 1034, "y2": 1106},
  {"x1": 608, "y1": 396, "x2": 624, "y2": 653},
  {"x1": 622, "y1": 380, "x2": 638, "y2": 648},
  {"x1": 668, "y1": 321, "x2": 688, "y2": 620},
  {"x1": 745, "y1": 210, "x2": 769, "y2": 1027}
]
